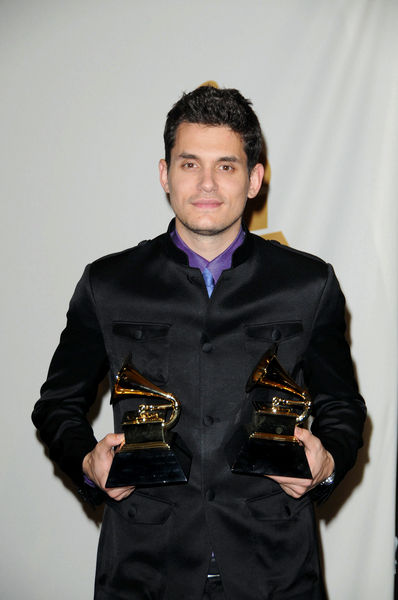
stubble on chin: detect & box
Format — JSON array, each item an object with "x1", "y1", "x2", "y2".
[{"x1": 178, "y1": 218, "x2": 242, "y2": 238}]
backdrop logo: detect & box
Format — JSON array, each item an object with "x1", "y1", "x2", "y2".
[{"x1": 200, "y1": 81, "x2": 287, "y2": 245}]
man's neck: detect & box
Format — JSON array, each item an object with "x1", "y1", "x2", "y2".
[{"x1": 174, "y1": 221, "x2": 243, "y2": 261}]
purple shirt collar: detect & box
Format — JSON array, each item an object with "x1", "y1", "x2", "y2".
[{"x1": 170, "y1": 227, "x2": 245, "y2": 284}]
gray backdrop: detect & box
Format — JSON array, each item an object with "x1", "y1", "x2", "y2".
[{"x1": 1, "y1": 1, "x2": 397, "y2": 598}]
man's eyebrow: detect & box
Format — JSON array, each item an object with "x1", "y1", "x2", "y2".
[
  {"x1": 177, "y1": 153, "x2": 198, "y2": 160},
  {"x1": 217, "y1": 155, "x2": 240, "y2": 163},
  {"x1": 177, "y1": 153, "x2": 241, "y2": 162}
]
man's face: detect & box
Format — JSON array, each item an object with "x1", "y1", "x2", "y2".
[{"x1": 159, "y1": 123, "x2": 263, "y2": 241}]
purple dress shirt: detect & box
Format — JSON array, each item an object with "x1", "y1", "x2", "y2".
[{"x1": 170, "y1": 227, "x2": 246, "y2": 285}]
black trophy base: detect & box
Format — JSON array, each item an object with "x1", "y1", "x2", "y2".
[
  {"x1": 231, "y1": 436, "x2": 312, "y2": 479},
  {"x1": 105, "y1": 432, "x2": 191, "y2": 488}
]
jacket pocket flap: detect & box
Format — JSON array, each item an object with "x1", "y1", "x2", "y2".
[
  {"x1": 246, "y1": 490, "x2": 310, "y2": 521},
  {"x1": 106, "y1": 491, "x2": 174, "y2": 525},
  {"x1": 112, "y1": 322, "x2": 171, "y2": 341},
  {"x1": 245, "y1": 321, "x2": 302, "y2": 343}
]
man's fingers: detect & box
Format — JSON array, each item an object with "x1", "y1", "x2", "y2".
[
  {"x1": 83, "y1": 433, "x2": 126, "y2": 492},
  {"x1": 293, "y1": 428, "x2": 335, "y2": 486},
  {"x1": 106, "y1": 486, "x2": 135, "y2": 501},
  {"x1": 97, "y1": 435, "x2": 136, "y2": 500},
  {"x1": 268, "y1": 474, "x2": 312, "y2": 486},
  {"x1": 267, "y1": 473, "x2": 313, "y2": 498},
  {"x1": 82, "y1": 433, "x2": 138, "y2": 500}
]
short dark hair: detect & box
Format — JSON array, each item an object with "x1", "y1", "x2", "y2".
[{"x1": 163, "y1": 86, "x2": 264, "y2": 172}]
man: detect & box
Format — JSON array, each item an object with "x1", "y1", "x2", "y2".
[{"x1": 33, "y1": 86, "x2": 366, "y2": 599}]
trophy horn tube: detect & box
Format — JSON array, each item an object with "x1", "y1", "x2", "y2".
[
  {"x1": 294, "y1": 396, "x2": 311, "y2": 423},
  {"x1": 142, "y1": 395, "x2": 181, "y2": 430},
  {"x1": 267, "y1": 382, "x2": 311, "y2": 423},
  {"x1": 112, "y1": 364, "x2": 181, "y2": 429},
  {"x1": 247, "y1": 349, "x2": 312, "y2": 424},
  {"x1": 162, "y1": 395, "x2": 181, "y2": 429}
]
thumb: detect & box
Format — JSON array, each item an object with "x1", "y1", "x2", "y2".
[
  {"x1": 102, "y1": 432, "x2": 125, "y2": 450},
  {"x1": 294, "y1": 426, "x2": 311, "y2": 445}
]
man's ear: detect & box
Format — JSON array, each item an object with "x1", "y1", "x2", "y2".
[
  {"x1": 247, "y1": 163, "x2": 265, "y2": 199},
  {"x1": 159, "y1": 159, "x2": 169, "y2": 193}
]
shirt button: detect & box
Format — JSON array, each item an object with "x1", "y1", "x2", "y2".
[
  {"x1": 271, "y1": 328, "x2": 281, "y2": 341},
  {"x1": 202, "y1": 342, "x2": 213, "y2": 353},
  {"x1": 206, "y1": 489, "x2": 215, "y2": 501},
  {"x1": 203, "y1": 415, "x2": 214, "y2": 426}
]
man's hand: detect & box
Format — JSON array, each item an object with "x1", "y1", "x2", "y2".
[
  {"x1": 267, "y1": 427, "x2": 335, "y2": 499},
  {"x1": 82, "y1": 433, "x2": 135, "y2": 501}
]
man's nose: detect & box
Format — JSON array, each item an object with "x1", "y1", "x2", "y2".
[{"x1": 198, "y1": 167, "x2": 217, "y2": 192}]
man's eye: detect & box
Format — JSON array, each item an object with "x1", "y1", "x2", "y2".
[
  {"x1": 219, "y1": 164, "x2": 234, "y2": 172},
  {"x1": 183, "y1": 162, "x2": 196, "y2": 169}
]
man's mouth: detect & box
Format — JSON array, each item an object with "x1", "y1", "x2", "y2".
[{"x1": 192, "y1": 198, "x2": 222, "y2": 209}]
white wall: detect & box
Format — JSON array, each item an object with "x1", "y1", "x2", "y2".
[{"x1": 1, "y1": 1, "x2": 396, "y2": 598}]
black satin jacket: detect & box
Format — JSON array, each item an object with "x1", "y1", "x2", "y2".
[{"x1": 33, "y1": 223, "x2": 366, "y2": 600}]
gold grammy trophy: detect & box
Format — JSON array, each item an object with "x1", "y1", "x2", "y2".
[
  {"x1": 106, "y1": 362, "x2": 191, "y2": 487},
  {"x1": 232, "y1": 346, "x2": 312, "y2": 479}
]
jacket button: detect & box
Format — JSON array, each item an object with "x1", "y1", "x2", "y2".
[
  {"x1": 202, "y1": 342, "x2": 213, "y2": 353},
  {"x1": 271, "y1": 328, "x2": 281, "y2": 341},
  {"x1": 206, "y1": 489, "x2": 215, "y2": 501},
  {"x1": 128, "y1": 506, "x2": 137, "y2": 519},
  {"x1": 203, "y1": 415, "x2": 214, "y2": 426},
  {"x1": 133, "y1": 330, "x2": 143, "y2": 340}
]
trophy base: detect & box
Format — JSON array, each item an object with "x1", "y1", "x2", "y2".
[
  {"x1": 105, "y1": 432, "x2": 191, "y2": 488},
  {"x1": 231, "y1": 436, "x2": 312, "y2": 479}
]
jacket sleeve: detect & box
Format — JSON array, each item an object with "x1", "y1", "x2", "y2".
[
  {"x1": 32, "y1": 264, "x2": 109, "y2": 495},
  {"x1": 305, "y1": 264, "x2": 366, "y2": 502}
]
